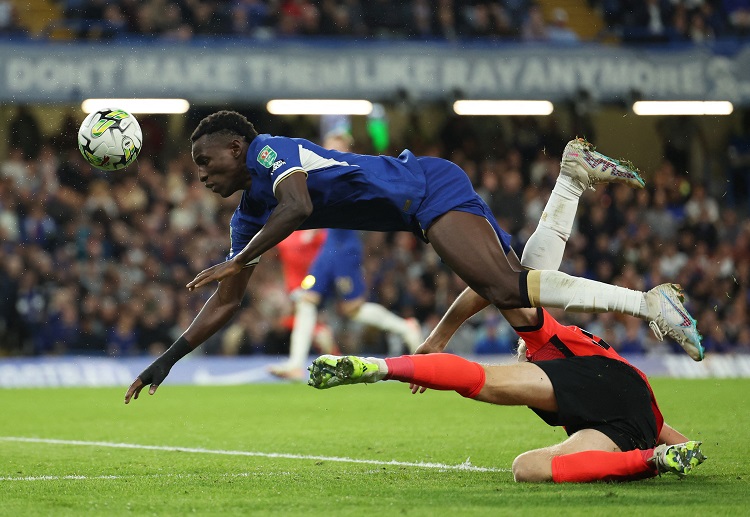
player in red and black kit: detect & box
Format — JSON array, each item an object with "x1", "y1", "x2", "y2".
[
  {"x1": 308, "y1": 302, "x2": 706, "y2": 483},
  {"x1": 308, "y1": 141, "x2": 706, "y2": 482}
]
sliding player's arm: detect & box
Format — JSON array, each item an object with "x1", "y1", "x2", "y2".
[
  {"x1": 419, "y1": 287, "x2": 541, "y2": 354},
  {"x1": 657, "y1": 422, "x2": 689, "y2": 446}
]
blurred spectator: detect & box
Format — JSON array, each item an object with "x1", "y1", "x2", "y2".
[
  {"x1": 547, "y1": 8, "x2": 579, "y2": 43},
  {"x1": 233, "y1": 0, "x2": 273, "y2": 36},
  {"x1": 727, "y1": 112, "x2": 750, "y2": 214},
  {"x1": 474, "y1": 313, "x2": 515, "y2": 354},
  {"x1": 9, "y1": 107, "x2": 42, "y2": 161},
  {"x1": 618, "y1": 318, "x2": 647, "y2": 354},
  {"x1": 644, "y1": 189, "x2": 680, "y2": 241},
  {"x1": 626, "y1": 0, "x2": 672, "y2": 42},
  {"x1": 688, "y1": 9, "x2": 715, "y2": 43},
  {"x1": 461, "y1": 1, "x2": 514, "y2": 38},
  {"x1": 735, "y1": 326, "x2": 750, "y2": 353},
  {"x1": 725, "y1": 0, "x2": 750, "y2": 35},
  {"x1": 0, "y1": 1, "x2": 26, "y2": 37},
  {"x1": 684, "y1": 184, "x2": 719, "y2": 226},
  {"x1": 192, "y1": 2, "x2": 232, "y2": 36},
  {"x1": 493, "y1": 168, "x2": 525, "y2": 234},
  {"x1": 21, "y1": 202, "x2": 57, "y2": 250},
  {"x1": 319, "y1": 0, "x2": 365, "y2": 36},
  {"x1": 521, "y1": 4, "x2": 548, "y2": 41},
  {"x1": 37, "y1": 297, "x2": 80, "y2": 355},
  {"x1": 106, "y1": 308, "x2": 139, "y2": 356},
  {"x1": 363, "y1": 0, "x2": 407, "y2": 38}
]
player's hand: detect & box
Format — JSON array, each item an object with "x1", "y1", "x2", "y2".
[
  {"x1": 414, "y1": 339, "x2": 445, "y2": 355},
  {"x1": 186, "y1": 259, "x2": 243, "y2": 290},
  {"x1": 409, "y1": 383, "x2": 428, "y2": 395},
  {"x1": 124, "y1": 360, "x2": 171, "y2": 404}
]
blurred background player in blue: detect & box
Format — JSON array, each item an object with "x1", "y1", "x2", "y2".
[
  {"x1": 274, "y1": 227, "x2": 338, "y2": 360},
  {"x1": 270, "y1": 118, "x2": 422, "y2": 380}
]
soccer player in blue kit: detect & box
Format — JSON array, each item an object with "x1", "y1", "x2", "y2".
[
  {"x1": 124, "y1": 110, "x2": 704, "y2": 403},
  {"x1": 270, "y1": 227, "x2": 422, "y2": 380}
]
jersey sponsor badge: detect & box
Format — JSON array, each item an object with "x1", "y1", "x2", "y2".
[
  {"x1": 271, "y1": 159, "x2": 286, "y2": 172},
  {"x1": 257, "y1": 145, "x2": 278, "y2": 168}
]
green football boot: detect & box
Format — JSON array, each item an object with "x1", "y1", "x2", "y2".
[
  {"x1": 308, "y1": 355, "x2": 385, "y2": 389},
  {"x1": 652, "y1": 441, "x2": 707, "y2": 476}
]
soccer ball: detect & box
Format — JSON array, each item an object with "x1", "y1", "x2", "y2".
[{"x1": 77, "y1": 108, "x2": 142, "y2": 171}]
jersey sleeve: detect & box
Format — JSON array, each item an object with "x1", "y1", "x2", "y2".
[
  {"x1": 226, "y1": 207, "x2": 263, "y2": 267},
  {"x1": 252, "y1": 136, "x2": 308, "y2": 194}
]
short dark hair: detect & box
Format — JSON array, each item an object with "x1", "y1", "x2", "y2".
[{"x1": 190, "y1": 110, "x2": 258, "y2": 144}]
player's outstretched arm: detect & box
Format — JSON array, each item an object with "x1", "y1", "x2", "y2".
[
  {"x1": 419, "y1": 287, "x2": 541, "y2": 354},
  {"x1": 125, "y1": 266, "x2": 255, "y2": 404},
  {"x1": 657, "y1": 422, "x2": 690, "y2": 446},
  {"x1": 187, "y1": 171, "x2": 312, "y2": 290}
]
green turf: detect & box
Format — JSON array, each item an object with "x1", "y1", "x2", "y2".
[{"x1": 0, "y1": 378, "x2": 748, "y2": 516}]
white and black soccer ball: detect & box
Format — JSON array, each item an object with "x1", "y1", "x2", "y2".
[{"x1": 77, "y1": 108, "x2": 142, "y2": 171}]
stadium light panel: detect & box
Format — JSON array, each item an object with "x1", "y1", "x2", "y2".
[
  {"x1": 267, "y1": 99, "x2": 374, "y2": 116},
  {"x1": 453, "y1": 100, "x2": 554, "y2": 116},
  {"x1": 632, "y1": 101, "x2": 734, "y2": 116},
  {"x1": 82, "y1": 99, "x2": 190, "y2": 114}
]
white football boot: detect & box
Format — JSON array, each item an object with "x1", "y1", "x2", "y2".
[
  {"x1": 561, "y1": 138, "x2": 646, "y2": 190},
  {"x1": 645, "y1": 283, "x2": 704, "y2": 361}
]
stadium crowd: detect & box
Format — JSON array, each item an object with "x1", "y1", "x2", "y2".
[
  {"x1": 1, "y1": 105, "x2": 748, "y2": 359},
  {"x1": 18, "y1": 1, "x2": 742, "y2": 45}
]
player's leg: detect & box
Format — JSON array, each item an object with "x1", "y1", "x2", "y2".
[
  {"x1": 308, "y1": 353, "x2": 557, "y2": 411},
  {"x1": 521, "y1": 138, "x2": 644, "y2": 271},
  {"x1": 514, "y1": 430, "x2": 707, "y2": 483},
  {"x1": 427, "y1": 210, "x2": 644, "y2": 313},
  {"x1": 513, "y1": 429, "x2": 622, "y2": 482},
  {"x1": 335, "y1": 237, "x2": 422, "y2": 353},
  {"x1": 269, "y1": 289, "x2": 322, "y2": 380},
  {"x1": 343, "y1": 297, "x2": 422, "y2": 353},
  {"x1": 514, "y1": 355, "x2": 707, "y2": 483},
  {"x1": 270, "y1": 252, "x2": 335, "y2": 379},
  {"x1": 427, "y1": 212, "x2": 703, "y2": 360}
]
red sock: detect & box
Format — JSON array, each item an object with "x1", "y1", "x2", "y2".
[
  {"x1": 384, "y1": 354, "x2": 486, "y2": 398},
  {"x1": 551, "y1": 449, "x2": 658, "y2": 483}
]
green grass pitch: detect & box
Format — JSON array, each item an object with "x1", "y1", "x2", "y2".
[{"x1": 1, "y1": 378, "x2": 748, "y2": 516}]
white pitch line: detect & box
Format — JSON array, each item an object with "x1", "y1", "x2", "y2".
[
  {"x1": 0, "y1": 436, "x2": 508, "y2": 473},
  {"x1": 0, "y1": 473, "x2": 274, "y2": 482},
  {"x1": 0, "y1": 475, "x2": 122, "y2": 481}
]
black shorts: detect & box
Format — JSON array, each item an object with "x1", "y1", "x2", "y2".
[{"x1": 530, "y1": 356, "x2": 658, "y2": 451}]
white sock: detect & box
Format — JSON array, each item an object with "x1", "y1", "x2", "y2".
[
  {"x1": 372, "y1": 357, "x2": 389, "y2": 378},
  {"x1": 289, "y1": 300, "x2": 318, "y2": 369},
  {"x1": 528, "y1": 270, "x2": 648, "y2": 318},
  {"x1": 352, "y1": 302, "x2": 410, "y2": 336},
  {"x1": 521, "y1": 175, "x2": 582, "y2": 271}
]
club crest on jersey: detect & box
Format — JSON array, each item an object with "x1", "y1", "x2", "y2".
[
  {"x1": 257, "y1": 145, "x2": 278, "y2": 168},
  {"x1": 271, "y1": 159, "x2": 286, "y2": 173}
]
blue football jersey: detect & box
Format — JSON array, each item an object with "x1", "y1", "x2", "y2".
[{"x1": 228, "y1": 135, "x2": 427, "y2": 262}]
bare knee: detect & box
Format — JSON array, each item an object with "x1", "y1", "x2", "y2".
[{"x1": 512, "y1": 451, "x2": 553, "y2": 483}]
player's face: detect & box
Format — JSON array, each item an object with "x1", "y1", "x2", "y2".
[{"x1": 192, "y1": 134, "x2": 251, "y2": 197}]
